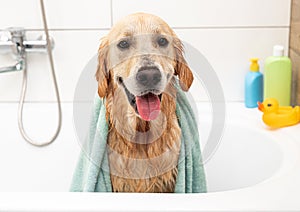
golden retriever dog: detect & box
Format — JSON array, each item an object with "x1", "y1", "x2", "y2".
[{"x1": 95, "y1": 13, "x2": 193, "y2": 192}]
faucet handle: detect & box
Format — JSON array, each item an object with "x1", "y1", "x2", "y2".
[{"x1": 6, "y1": 27, "x2": 25, "y2": 39}]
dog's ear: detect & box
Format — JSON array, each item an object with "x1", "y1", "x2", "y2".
[
  {"x1": 173, "y1": 38, "x2": 193, "y2": 91},
  {"x1": 95, "y1": 37, "x2": 109, "y2": 98}
]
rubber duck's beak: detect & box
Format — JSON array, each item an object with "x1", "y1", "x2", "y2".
[{"x1": 257, "y1": 101, "x2": 264, "y2": 112}]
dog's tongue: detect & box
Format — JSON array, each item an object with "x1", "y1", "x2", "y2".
[{"x1": 136, "y1": 93, "x2": 160, "y2": 121}]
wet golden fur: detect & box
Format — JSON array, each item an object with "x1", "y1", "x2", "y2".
[{"x1": 95, "y1": 13, "x2": 193, "y2": 192}]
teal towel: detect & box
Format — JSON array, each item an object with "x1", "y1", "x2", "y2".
[{"x1": 70, "y1": 84, "x2": 206, "y2": 193}]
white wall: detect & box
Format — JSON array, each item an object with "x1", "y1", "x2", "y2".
[
  {"x1": 0, "y1": 0, "x2": 291, "y2": 191},
  {"x1": 0, "y1": 0, "x2": 291, "y2": 102}
]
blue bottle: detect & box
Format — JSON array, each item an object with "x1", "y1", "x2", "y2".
[{"x1": 245, "y1": 58, "x2": 263, "y2": 108}]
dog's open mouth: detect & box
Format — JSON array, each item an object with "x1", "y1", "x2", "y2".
[
  {"x1": 136, "y1": 93, "x2": 162, "y2": 121},
  {"x1": 122, "y1": 83, "x2": 162, "y2": 121}
]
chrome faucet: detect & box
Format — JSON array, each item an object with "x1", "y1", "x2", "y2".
[
  {"x1": 0, "y1": 5, "x2": 61, "y2": 147},
  {"x1": 0, "y1": 27, "x2": 54, "y2": 73},
  {"x1": 0, "y1": 28, "x2": 25, "y2": 73}
]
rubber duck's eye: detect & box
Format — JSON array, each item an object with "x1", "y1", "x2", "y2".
[{"x1": 267, "y1": 103, "x2": 272, "y2": 107}]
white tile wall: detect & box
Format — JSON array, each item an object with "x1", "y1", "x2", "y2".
[
  {"x1": 112, "y1": 0, "x2": 291, "y2": 27},
  {"x1": 0, "y1": 0, "x2": 111, "y2": 29},
  {"x1": 178, "y1": 28, "x2": 290, "y2": 101},
  {"x1": 0, "y1": 0, "x2": 291, "y2": 103}
]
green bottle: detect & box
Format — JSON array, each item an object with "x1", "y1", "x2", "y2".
[{"x1": 264, "y1": 45, "x2": 292, "y2": 106}]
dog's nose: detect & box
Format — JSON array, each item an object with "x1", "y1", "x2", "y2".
[{"x1": 136, "y1": 67, "x2": 162, "y2": 87}]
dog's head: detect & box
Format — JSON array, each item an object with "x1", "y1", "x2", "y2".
[{"x1": 96, "y1": 13, "x2": 193, "y2": 121}]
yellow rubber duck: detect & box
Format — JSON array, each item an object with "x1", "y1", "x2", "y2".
[{"x1": 257, "y1": 98, "x2": 300, "y2": 128}]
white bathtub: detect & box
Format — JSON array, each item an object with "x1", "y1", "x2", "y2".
[{"x1": 0, "y1": 102, "x2": 300, "y2": 211}]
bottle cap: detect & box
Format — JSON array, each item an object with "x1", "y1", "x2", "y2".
[
  {"x1": 273, "y1": 45, "x2": 284, "y2": 57},
  {"x1": 250, "y1": 58, "x2": 259, "y2": 72}
]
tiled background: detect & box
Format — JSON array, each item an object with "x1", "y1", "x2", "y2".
[
  {"x1": 0, "y1": 0, "x2": 291, "y2": 102},
  {"x1": 0, "y1": 0, "x2": 292, "y2": 191}
]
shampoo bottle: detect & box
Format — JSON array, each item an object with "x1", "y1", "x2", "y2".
[
  {"x1": 264, "y1": 45, "x2": 292, "y2": 106},
  {"x1": 245, "y1": 58, "x2": 263, "y2": 108}
]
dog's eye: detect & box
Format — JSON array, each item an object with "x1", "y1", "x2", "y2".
[
  {"x1": 157, "y1": 37, "x2": 169, "y2": 47},
  {"x1": 117, "y1": 40, "x2": 130, "y2": 49}
]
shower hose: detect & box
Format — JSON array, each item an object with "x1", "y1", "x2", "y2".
[{"x1": 18, "y1": 0, "x2": 62, "y2": 147}]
